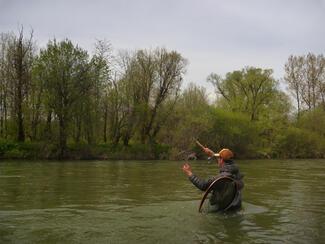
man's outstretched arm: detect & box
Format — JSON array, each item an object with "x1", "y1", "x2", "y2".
[{"x1": 182, "y1": 163, "x2": 212, "y2": 191}]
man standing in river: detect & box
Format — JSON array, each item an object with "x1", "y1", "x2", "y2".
[{"x1": 182, "y1": 145, "x2": 244, "y2": 211}]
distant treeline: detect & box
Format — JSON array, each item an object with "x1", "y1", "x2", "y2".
[{"x1": 0, "y1": 28, "x2": 324, "y2": 159}]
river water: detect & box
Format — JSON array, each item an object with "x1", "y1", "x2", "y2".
[{"x1": 0, "y1": 159, "x2": 325, "y2": 243}]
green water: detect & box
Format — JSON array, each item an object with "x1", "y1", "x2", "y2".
[{"x1": 0, "y1": 159, "x2": 325, "y2": 243}]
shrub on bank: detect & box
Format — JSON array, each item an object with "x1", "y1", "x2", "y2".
[
  {"x1": 274, "y1": 127, "x2": 325, "y2": 158},
  {"x1": 0, "y1": 133, "x2": 324, "y2": 160},
  {"x1": 0, "y1": 141, "x2": 44, "y2": 159},
  {"x1": 0, "y1": 140, "x2": 170, "y2": 160},
  {"x1": 0, "y1": 140, "x2": 17, "y2": 156}
]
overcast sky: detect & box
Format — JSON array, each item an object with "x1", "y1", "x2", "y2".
[{"x1": 1, "y1": 0, "x2": 324, "y2": 94}]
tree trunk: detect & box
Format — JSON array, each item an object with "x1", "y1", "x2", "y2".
[
  {"x1": 31, "y1": 86, "x2": 43, "y2": 141},
  {"x1": 59, "y1": 115, "x2": 67, "y2": 159},
  {"x1": 44, "y1": 111, "x2": 52, "y2": 140},
  {"x1": 112, "y1": 130, "x2": 120, "y2": 145},
  {"x1": 296, "y1": 88, "x2": 301, "y2": 119},
  {"x1": 0, "y1": 92, "x2": 4, "y2": 137},
  {"x1": 16, "y1": 40, "x2": 25, "y2": 142},
  {"x1": 74, "y1": 116, "x2": 81, "y2": 143},
  {"x1": 4, "y1": 96, "x2": 7, "y2": 139},
  {"x1": 103, "y1": 106, "x2": 108, "y2": 143},
  {"x1": 17, "y1": 87, "x2": 25, "y2": 141},
  {"x1": 123, "y1": 133, "x2": 130, "y2": 146}
]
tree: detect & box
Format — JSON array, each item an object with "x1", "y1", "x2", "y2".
[
  {"x1": 0, "y1": 33, "x2": 11, "y2": 138},
  {"x1": 208, "y1": 67, "x2": 278, "y2": 120},
  {"x1": 81, "y1": 40, "x2": 112, "y2": 144},
  {"x1": 284, "y1": 55, "x2": 304, "y2": 117},
  {"x1": 160, "y1": 83, "x2": 211, "y2": 158},
  {"x1": 139, "y1": 48, "x2": 187, "y2": 143},
  {"x1": 1, "y1": 28, "x2": 35, "y2": 141},
  {"x1": 111, "y1": 48, "x2": 187, "y2": 145},
  {"x1": 297, "y1": 107, "x2": 325, "y2": 137},
  {"x1": 29, "y1": 55, "x2": 45, "y2": 141},
  {"x1": 34, "y1": 39, "x2": 90, "y2": 157},
  {"x1": 303, "y1": 53, "x2": 325, "y2": 110},
  {"x1": 104, "y1": 50, "x2": 137, "y2": 146},
  {"x1": 284, "y1": 53, "x2": 325, "y2": 115}
]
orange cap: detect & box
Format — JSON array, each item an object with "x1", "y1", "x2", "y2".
[{"x1": 214, "y1": 148, "x2": 234, "y2": 160}]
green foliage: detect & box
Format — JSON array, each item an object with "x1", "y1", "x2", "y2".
[
  {"x1": 269, "y1": 107, "x2": 325, "y2": 159},
  {"x1": 271, "y1": 107, "x2": 325, "y2": 158},
  {"x1": 33, "y1": 39, "x2": 92, "y2": 156},
  {"x1": 1, "y1": 29, "x2": 324, "y2": 160},
  {"x1": 0, "y1": 140, "x2": 18, "y2": 156},
  {"x1": 274, "y1": 127, "x2": 325, "y2": 158},
  {"x1": 0, "y1": 140, "x2": 170, "y2": 160},
  {"x1": 203, "y1": 108, "x2": 258, "y2": 158},
  {"x1": 297, "y1": 107, "x2": 325, "y2": 136},
  {"x1": 209, "y1": 67, "x2": 278, "y2": 120},
  {"x1": 159, "y1": 83, "x2": 211, "y2": 158},
  {"x1": 0, "y1": 141, "x2": 44, "y2": 159}
]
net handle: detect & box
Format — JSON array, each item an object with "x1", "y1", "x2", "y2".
[{"x1": 198, "y1": 176, "x2": 237, "y2": 212}]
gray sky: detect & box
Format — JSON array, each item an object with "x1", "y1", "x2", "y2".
[{"x1": 1, "y1": 0, "x2": 325, "y2": 95}]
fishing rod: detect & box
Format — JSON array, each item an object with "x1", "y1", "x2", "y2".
[
  {"x1": 195, "y1": 140, "x2": 205, "y2": 151},
  {"x1": 195, "y1": 140, "x2": 217, "y2": 163}
]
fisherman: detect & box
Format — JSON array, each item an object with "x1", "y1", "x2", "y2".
[{"x1": 182, "y1": 146, "x2": 244, "y2": 212}]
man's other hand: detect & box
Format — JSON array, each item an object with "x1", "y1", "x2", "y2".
[{"x1": 182, "y1": 163, "x2": 193, "y2": 177}]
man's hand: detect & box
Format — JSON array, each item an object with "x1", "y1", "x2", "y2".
[
  {"x1": 182, "y1": 163, "x2": 193, "y2": 177},
  {"x1": 196, "y1": 140, "x2": 215, "y2": 157},
  {"x1": 203, "y1": 147, "x2": 214, "y2": 157}
]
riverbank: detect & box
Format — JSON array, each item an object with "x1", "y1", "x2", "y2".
[
  {"x1": 0, "y1": 141, "x2": 171, "y2": 160},
  {"x1": 0, "y1": 141, "x2": 324, "y2": 160}
]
